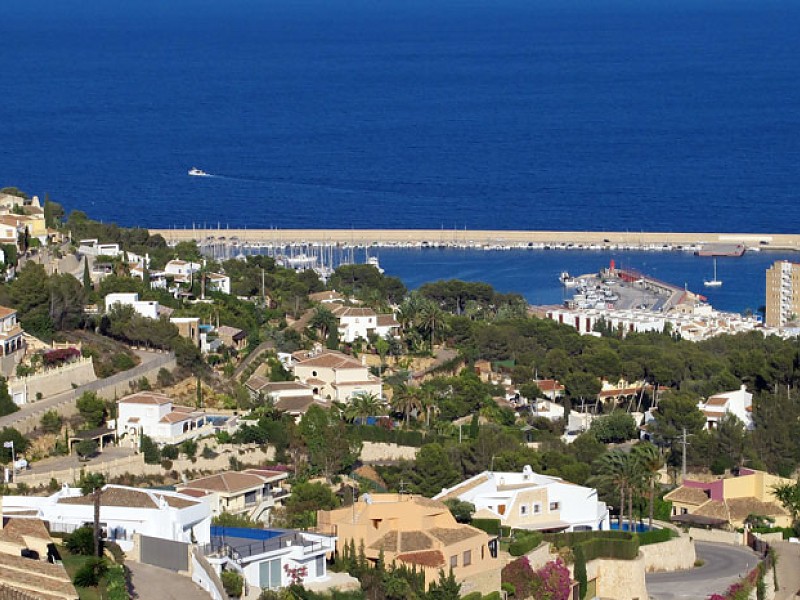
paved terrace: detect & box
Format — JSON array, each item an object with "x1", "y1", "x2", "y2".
[{"x1": 149, "y1": 228, "x2": 800, "y2": 251}]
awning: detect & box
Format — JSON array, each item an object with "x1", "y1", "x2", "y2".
[
  {"x1": 515, "y1": 520, "x2": 570, "y2": 532},
  {"x1": 670, "y1": 514, "x2": 727, "y2": 527}
]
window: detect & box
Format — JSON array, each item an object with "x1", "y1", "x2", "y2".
[
  {"x1": 259, "y1": 558, "x2": 282, "y2": 589},
  {"x1": 533, "y1": 503, "x2": 541, "y2": 514},
  {"x1": 520, "y1": 505, "x2": 528, "y2": 516},
  {"x1": 244, "y1": 491, "x2": 257, "y2": 505},
  {"x1": 549, "y1": 502, "x2": 560, "y2": 511},
  {"x1": 498, "y1": 504, "x2": 506, "y2": 515},
  {"x1": 463, "y1": 550, "x2": 472, "y2": 567},
  {"x1": 316, "y1": 555, "x2": 325, "y2": 577},
  {"x1": 450, "y1": 555, "x2": 458, "y2": 569}
]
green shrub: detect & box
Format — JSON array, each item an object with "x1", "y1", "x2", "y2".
[
  {"x1": 483, "y1": 593, "x2": 502, "y2": 600},
  {"x1": 637, "y1": 528, "x2": 674, "y2": 545},
  {"x1": 65, "y1": 526, "x2": 95, "y2": 556},
  {"x1": 461, "y1": 593, "x2": 482, "y2": 600},
  {"x1": 574, "y1": 545, "x2": 587, "y2": 599},
  {"x1": 221, "y1": 571, "x2": 244, "y2": 598},
  {"x1": 104, "y1": 541, "x2": 126, "y2": 564},
  {"x1": 579, "y1": 537, "x2": 639, "y2": 561},
  {"x1": 105, "y1": 564, "x2": 128, "y2": 600},
  {"x1": 160, "y1": 444, "x2": 179, "y2": 460},
  {"x1": 471, "y1": 518, "x2": 501, "y2": 536},
  {"x1": 72, "y1": 557, "x2": 108, "y2": 587},
  {"x1": 508, "y1": 531, "x2": 543, "y2": 557}
]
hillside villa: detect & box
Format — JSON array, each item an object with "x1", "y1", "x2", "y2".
[
  {"x1": 434, "y1": 465, "x2": 610, "y2": 533},
  {"x1": 317, "y1": 494, "x2": 499, "y2": 595}
]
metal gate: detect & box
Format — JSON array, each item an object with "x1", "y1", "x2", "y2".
[{"x1": 139, "y1": 535, "x2": 189, "y2": 572}]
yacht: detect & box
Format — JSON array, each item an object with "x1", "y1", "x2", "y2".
[
  {"x1": 559, "y1": 271, "x2": 578, "y2": 287},
  {"x1": 704, "y1": 259, "x2": 723, "y2": 288},
  {"x1": 188, "y1": 167, "x2": 210, "y2": 177},
  {"x1": 367, "y1": 256, "x2": 384, "y2": 274}
]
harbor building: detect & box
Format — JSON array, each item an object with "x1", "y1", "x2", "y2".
[{"x1": 765, "y1": 260, "x2": 800, "y2": 327}]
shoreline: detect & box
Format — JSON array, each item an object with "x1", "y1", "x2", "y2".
[{"x1": 148, "y1": 228, "x2": 800, "y2": 252}]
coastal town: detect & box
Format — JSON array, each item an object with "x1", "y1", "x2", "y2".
[{"x1": 0, "y1": 187, "x2": 800, "y2": 600}]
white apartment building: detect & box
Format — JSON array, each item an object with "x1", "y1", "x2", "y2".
[
  {"x1": 104, "y1": 292, "x2": 160, "y2": 319},
  {"x1": 1, "y1": 484, "x2": 212, "y2": 552},
  {"x1": 206, "y1": 272, "x2": 231, "y2": 294},
  {"x1": 434, "y1": 465, "x2": 609, "y2": 533}
]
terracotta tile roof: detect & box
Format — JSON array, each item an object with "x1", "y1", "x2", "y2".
[
  {"x1": 536, "y1": 379, "x2": 564, "y2": 392},
  {"x1": 244, "y1": 469, "x2": 288, "y2": 481},
  {"x1": 246, "y1": 375, "x2": 270, "y2": 391},
  {"x1": 0, "y1": 306, "x2": 17, "y2": 318},
  {"x1": 428, "y1": 527, "x2": 483, "y2": 545},
  {"x1": 726, "y1": 498, "x2": 789, "y2": 521},
  {"x1": 296, "y1": 351, "x2": 364, "y2": 370},
  {"x1": 0, "y1": 582, "x2": 71, "y2": 600},
  {"x1": 397, "y1": 550, "x2": 445, "y2": 568},
  {"x1": 399, "y1": 531, "x2": 434, "y2": 552},
  {"x1": 309, "y1": 291, "x2": 344, "y2": 302},
  {"x1": 58, "y1": 487, "x2": 197, "y2": 509},
  {"x1": 331, "y1": 306, "x2": 376, "y2": 318},
  {"x1": 275, "y1": 396, "x2": 326, "y2": 414},
  {"x1": 0, "y1": 518, "x2": 52, "y2": 545},
  {"x1": 704, "y1": 396, "x2": 729, "y2": 407},
  {"x1": 436, "y1": 474, "x2": 490, "y2": 502},
  {"x1": 370, "y1": 531, "x2": 399, "y2": 553},
  {"x1": 181, "y1": 472, "x2": 265, "y2": 494},
  {"x1": 693, "y1": 500, "x2": 730, "y2": 521},
  {"x1": 159, "y1": 412, "x2": 193, "y2": 424},
  {"x1": 260, "y1": 382, "x2": 313, "y2": 393},
  {"x1": 376, "y1": 314, "x2": 399, "y2": 327},
  {"x1": 663, "y1": 486, "x2": 710, "y2": 506},
  {"x1": 0, "y1": 552, "x2": 78, "y2": 599},
  {"x1": 118, "y1": 391, "x2": 173, "y2": 406},
  {"x1": 217, "y1": 325, "x2": 245, "y2": 338}
]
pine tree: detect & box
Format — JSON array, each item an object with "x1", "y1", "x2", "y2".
[{"x1": 82, "y1": 258, "x2": 91, "y2": 289}]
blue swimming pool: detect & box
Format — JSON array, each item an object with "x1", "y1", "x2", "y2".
[{"x1": 609, "y1": 522, "x2": 653, "y2": 533}]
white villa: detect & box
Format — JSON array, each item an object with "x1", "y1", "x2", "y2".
[
  {"x1": 206, "y1": 272, "x2": 231, "y2": 294},
  {"x1": 117, "y1": 391, "x2": 214, "y2": 446},
  {"x1": 697, "y1": 384, "x2": 754, "y2": 430},
  {"x1": 0, "y1": 305, "x2": 25, "y2": 358},
  {"x1": 329, "y1": 304, "x2": 400, "y2": 343},
  {"x1": 104, "y1": 292, "x2": 160, "y2": 319},
  {"x1": 434, "y1": 465, "x2": 609, "y2": 533},
  {"x1": 205, "y1": 526, "x2": 336, "y2": 592},
  {"x1": 1, "y1": 484, "x2": 211, "y2": 552},
  {"x1": 291, "y1": 350, "x2": 382, "y2": 402},
  {"x1": 165, "y1": 259, "x2": 201, "y2": 282}
]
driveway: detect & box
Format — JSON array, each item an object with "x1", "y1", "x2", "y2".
[
  {"x1": 772, "y1": 541, "x2": 800, "y2": 600},
  {"x1": 647, "y1": 542, "x2": 759, "y2": 600},
  {"x1": 127, "y1": 560, "x2": 210, "y2": 599}
]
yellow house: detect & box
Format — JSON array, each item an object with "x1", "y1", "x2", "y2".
[
  {"x1": 317, "y1": 494, "x2": 499, "y2": 595},
  {"x1": 665, "y1": 468, "x2": 793, "y2": 528}
]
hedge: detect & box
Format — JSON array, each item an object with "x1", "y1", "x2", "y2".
[
  {"x1": 508, "y1": 532, "x2": 543, "y2": 557},
  {"x1": 544, "y1": 530, "x2": 632, "y2": 549},
  {"x1": 637, "y1": 528, "x2": 674, "y2": 546},
  {"x1": 349, "y1": 425, "x2": 428, "y2": 447},
  {"x1": 579, "y1": 537, "x2": 639, "y2": 561},
  {"x1": 471, "y1": 518, "x2": 501, "y2": 536}
]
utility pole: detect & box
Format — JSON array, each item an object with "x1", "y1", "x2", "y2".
[{"x1": 680, "y1": 427, "x2": 688, "y2": 481}]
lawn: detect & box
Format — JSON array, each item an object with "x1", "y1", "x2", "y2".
[{"x1": 58, "y1": 545, "x2": 102, "y2": 600}]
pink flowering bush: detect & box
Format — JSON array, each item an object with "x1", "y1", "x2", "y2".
[
  {"x1": 707, "y1": 566, "x2": 759, "y2": 600},
  {"x1": 502, "y1": 557, "x2": 573, "y2": 599}
]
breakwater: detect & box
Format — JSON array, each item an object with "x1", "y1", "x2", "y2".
[{"x1": 149, "y1": 228, "x2": 800, "y2": 252}]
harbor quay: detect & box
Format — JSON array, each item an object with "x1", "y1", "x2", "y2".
[{"x1": 149, "y1": 228, "x2": 800, "y2": 252}]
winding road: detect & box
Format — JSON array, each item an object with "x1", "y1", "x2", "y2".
[{"x1": 647, "y1": 542, "x2": 759, "y2": 600}]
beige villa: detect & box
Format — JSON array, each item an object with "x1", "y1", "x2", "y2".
[{"x1": 317, "y1": 494, "x2": 499, "y2": 595}]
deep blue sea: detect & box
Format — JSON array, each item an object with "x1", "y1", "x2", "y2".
[{"x1": 2, "y1": 0, "x2": 799, "y2": 311}]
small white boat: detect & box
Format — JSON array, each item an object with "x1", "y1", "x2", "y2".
[
  {"x1": 560, "y1": 271, "x2": 578, "y2": 287},
  {"x1": 704, "y1": 259, "x2": 723, "y2": 288},
  {"x1": 188, "y1": 167, "x2": 210, "y2": 177}
]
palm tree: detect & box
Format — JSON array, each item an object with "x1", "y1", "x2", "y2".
[
  {"x1": 772, "y1": 480, "x2": 800, "y2": 525},
  {"x1": 631, "y1": 442, "x2": 664, "y2": 529},
  {"x1": 417, "y1": 301, "x2": 445, "y2": 350},
  {"x1": 309, "y1": 306, "x2": 337, "y2": 341},
  {"x1": 79, "y1": 472, "x2": 106, "y2": 557},
  {"x1": 392, "y1": 385, "x2": 423, "y2": 428},
  {"x1": 344, "y1": 391, "x2": 382, "y2": 424},
  {"x1": 590, "y1": 450, "x2": 629, "y2": 529}
]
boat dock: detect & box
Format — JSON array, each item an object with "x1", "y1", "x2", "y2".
[{"x1": 148, "y1": 228, "x2": 800, "y2": 253}]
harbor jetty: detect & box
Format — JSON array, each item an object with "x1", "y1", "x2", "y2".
[{"x1": 149, "y1": 228, "x2": 800, "y2": 253}]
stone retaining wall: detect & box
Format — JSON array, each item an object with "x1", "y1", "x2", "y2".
[
  {"x1": 9, "y1": 358, "x2": 97, "y2": 405},
  {"x1": 640, "y1": 535, "x2": 697, "y2": 572},
  {"x1": 360, "y1": 441, "x2": 419, "y2": 462}
]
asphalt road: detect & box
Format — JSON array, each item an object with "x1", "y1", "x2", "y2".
[{"x1": 647, "y1": 542, "x2": 760, "y2": 600}]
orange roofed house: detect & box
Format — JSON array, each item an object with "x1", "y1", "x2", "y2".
[
  {"x1": 292, "y1": 349, "x2": 382, "y2": 403},
  {"x1": 317, "y1": 494, "x2": 499, "y2": 596}
]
